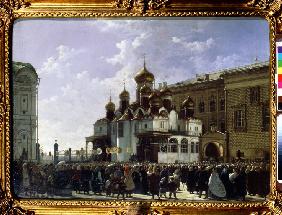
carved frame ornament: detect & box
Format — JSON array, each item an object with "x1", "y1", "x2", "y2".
[{"x1": 0, "y1": 0, "x2": 280, "y2": 214}]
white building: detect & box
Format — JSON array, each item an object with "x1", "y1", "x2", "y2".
[
  {"x1": 13, "y1": 62, "x2": 39, "y2": 161},
  {"x1": 86, "y1": 61, "x2": 202, "y2": 163}
]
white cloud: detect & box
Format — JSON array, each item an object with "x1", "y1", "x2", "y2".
[
  {"x1": 38, "y1": 45, "x2": 84, "y2": 79},
  {"x1": 132, "y1": 33, "x2": 151, "y2": 49},
  {"x1": 172, "y1": 37, "x2": 215, "y2": 53},
  {"x1": 106, "y1": 40, "x2": 128, "y2": 65}
]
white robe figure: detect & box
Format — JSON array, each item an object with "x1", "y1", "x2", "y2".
[{"x1": 208, "y1": 171, "x2": 226, "y2": 198}]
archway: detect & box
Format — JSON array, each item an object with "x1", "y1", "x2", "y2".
[{"x1": 205, "y1": 142, "x2": 220, "y2": 160}]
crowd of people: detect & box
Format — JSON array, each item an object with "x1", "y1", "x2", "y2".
[{"x1": 13, "y1": 160, "x2": 270, "y2": 200}]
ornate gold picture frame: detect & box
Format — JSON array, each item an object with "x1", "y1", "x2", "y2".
[{"x1": 0, "y1": 0, "x2": 281, "y2": 214}]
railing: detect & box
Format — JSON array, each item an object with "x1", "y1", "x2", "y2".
[{"x1": 135, "y1": 128, "x2": 169, "y2": 133}]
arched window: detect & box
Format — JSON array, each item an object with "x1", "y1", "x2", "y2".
[
  {"x1": 181, "y1": 138, "x2": 188, "y2": 153},
  {"x1": 168, "y1": 138, "x2": 178, "y2": 153}
]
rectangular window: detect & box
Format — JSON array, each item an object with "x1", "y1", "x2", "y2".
[
  {"x1": 195, "y1": 143, "x2": 199, "y2": 153},
  {"x1": 262, "y1": 103, "x2": 270, "y2": 131},
  {"x1": 234, "y1": 108, "x2": 246, "y2": 132},
  {"x1": 250, "y1": 87, "x2": 260, "y2": 104},
  {"x1": 181, "y1": 144, "x2": 188, "y2": 153},
  {"x1": 118, "y1": 122, "x2": 124, "y2": 137},
  {"x1": 199, "y1": 102, "x2": 205, "y2": 113},
  {"x1": 220, "y1": 99, "x2": 225, "y2": 111},
  {"x1": 170, "y1": 144, "x2": 178, "y2": 153},
  {"x1": 191, "y1": 142, "x2": 194, "y2": 153},
  {"x1": 21, "y1": 95, "x2": 28, "y2": 114}
]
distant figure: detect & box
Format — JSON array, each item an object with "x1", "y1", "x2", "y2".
[
  {"x1": 159, "y1": 177, "x2": 168, "y2": 198},
  {"x1": 148, "y1": 166, "x2": 160, "y2": 200}
]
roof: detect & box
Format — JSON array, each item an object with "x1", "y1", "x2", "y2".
[
  {"x1": 169, "y1": 61, "x2": 269, "y2": 88},
  {"x1": 13, "y1": 61, "x2": 38, "y2": 78}
]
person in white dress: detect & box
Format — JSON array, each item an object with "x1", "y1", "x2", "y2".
[{"x1": 208, "y1": 167, "x2": 226, "y2": 199}]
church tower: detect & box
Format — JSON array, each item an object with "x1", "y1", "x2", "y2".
[
  {"x1": 119, "y1": 83, "x2": 130, "y2": 114},
  {"x1": 134, "y1": 56, "x2": 155, "y2": 104},
  {"x1": 105, "y1": 95, "x2": 115, "y2": 121}
]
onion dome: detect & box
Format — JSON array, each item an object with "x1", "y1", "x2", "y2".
[
  {"x1": 134, "y1": 65, "x2": 154, "y2": 83},
  {"x1": 149, "y1": 91, "x2": 162, "y2": 104},
  {"x1": 105, "y1": 97, "x2": 115, "y2": 111},
  {"x1": 160, "y1": 87, "x2": 172, "y2": 96},
  {"x1": 119, "y1": 89, "x2": 129, "y2": 99},
  {"x1": 140, "y1": 84, "x2": 152, "y2": 94},
  {"x1": 149, "y1": 90, "x2": 160, "y2": 100},
  {"x1": 182, "y1": 96, "x2": 194, "y2": 107}
]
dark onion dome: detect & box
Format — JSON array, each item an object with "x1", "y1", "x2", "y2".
[
  {"x1": 105, "y1": 99, "x2": 115, "y2": 111},
  {"x1": 119, "y1": 89, "x2": 130, "y2": 99},
  {"x1": 149, "y1": 90, "x2": 161, "y2": 100},
  {"x1": 160, "y1": 86, "x2": 172, "y2": 96},
  {"x1": 140, "y1": 84, "x2": 152, "y2": 94},
  {"x1": 182, "y1": 96, "x2": 194, "y2": 107},
  {"x1": 129, "y1": 102, "x2": 139, "y2": 111},
  {"x1": 134, "y1": 65, "x2": 155, "y2": 83}
]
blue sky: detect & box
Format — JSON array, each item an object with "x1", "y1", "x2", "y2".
[{"x1": 13, "y1": 18, "x2": 269, "y2": 153}]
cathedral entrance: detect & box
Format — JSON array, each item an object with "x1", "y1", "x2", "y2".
[{"x1": 205, "y1": 142, "x2": 220, "y2": 161}]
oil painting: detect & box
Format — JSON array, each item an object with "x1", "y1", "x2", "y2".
[{"x1": 12, "y1": 18, "x2": 270, "y2": 202}]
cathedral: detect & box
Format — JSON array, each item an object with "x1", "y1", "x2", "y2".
[
  {"x1": 86, "y1": 60, "x2": 270, "y2": 163},
  {"x1": 86, "y1": 61, "x2": 203, "y2": 163}
]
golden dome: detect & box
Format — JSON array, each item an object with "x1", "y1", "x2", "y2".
[
  {"x1": 119, "y1": 89, "x2": 129, "y2": 99},
  {"x1": 149, "y1": 91, "x2": 161, "y2": 102},
  {"x1": 134, "y1": 65, "x2": 154, "y2": 83},
  {"x1": 105, "y1": 100, "x2": 115, "y2": 111}
]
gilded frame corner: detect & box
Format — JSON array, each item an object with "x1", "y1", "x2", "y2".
[{"x1": 0, "y1": 0, "x2": 281, "y2": 214}]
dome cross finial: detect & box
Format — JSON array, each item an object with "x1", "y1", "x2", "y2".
[
  {"x1": 109, "y1": 89, "x2": 112, "y2": 102},
  {"x1": 143, "y1": 53, "x2": 146, "y2": 68}
]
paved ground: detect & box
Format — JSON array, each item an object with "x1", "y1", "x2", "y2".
[{"x1": 18, "y1": 183, "x2": 266, "y2": 201}]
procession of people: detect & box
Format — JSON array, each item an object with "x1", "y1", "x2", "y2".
[{"x1": 13, "y1": 160, "x2": 269, "y2": 200}]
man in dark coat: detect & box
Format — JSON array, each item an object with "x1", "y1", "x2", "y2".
[
  {"x1": 220, "y1": 166, "x2": 233, "y2": 199},
  {"x1": 234, "y1": 167, "x2": 247, "y2": 201},
  {"x1": 186, "y1": 166, "x2": 196, "y2": 194},
  {"x1": 139, "y1": 166, "x2": 148, "y2": 194},
  {"x1": 148, "y1": 167, "x2": 160, "y2": 199},
  {"x1": 197, "y1": 166, "x2": 210, "y2": 198}
]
